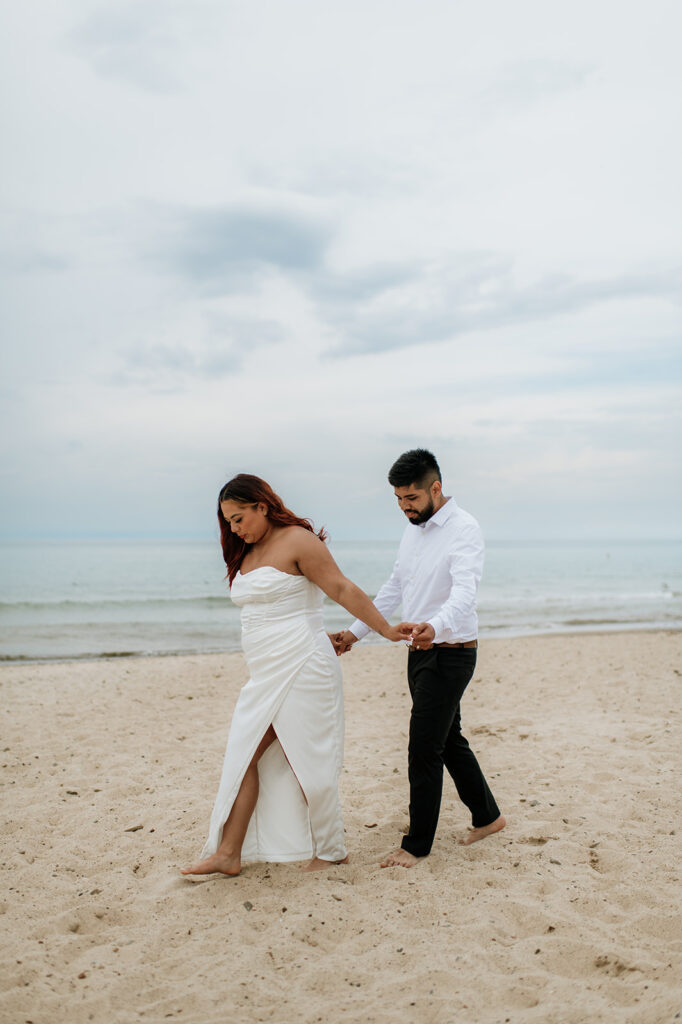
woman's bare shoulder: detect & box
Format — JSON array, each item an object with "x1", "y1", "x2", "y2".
[
  {"x1": 282, "y1": 525, "x2": 325, "y2": 548},
  {"x1": 273, "y1": 526, "x2": 325, "y2": 562}
]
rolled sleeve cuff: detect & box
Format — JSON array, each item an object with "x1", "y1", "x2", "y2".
[
  {"x1": 348, "y1": 619, "x2": 371, "y2": 641},
  {"x1": 427, "y1": 616, "x2": 444, "y2": 642}
]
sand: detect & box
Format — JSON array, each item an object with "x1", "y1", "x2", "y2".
[{"x1": 1, "y1": 631, "x2": 681, "y2": 1024}]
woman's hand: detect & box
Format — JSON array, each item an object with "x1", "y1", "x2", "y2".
[
  {"x1": 408, "y1": 622, "x2": 436, "y2": 650},
  {"x1": 384, "y1": 622, "x2": 415, "y2": 643},
  {"x1": 328, "y1": 630, "x2": 357, "y2": 656},
  {"x1": 328, "y1": 631, "x2": 355, "y2": 655}
]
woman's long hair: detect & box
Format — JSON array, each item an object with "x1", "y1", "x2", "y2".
[{"x1": 217, "y1": 474, "x2": 327, "y2": 584}]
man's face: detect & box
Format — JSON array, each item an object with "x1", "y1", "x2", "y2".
[{"x1": 394, "y1": 482, "x2": 438, "y2": 525}]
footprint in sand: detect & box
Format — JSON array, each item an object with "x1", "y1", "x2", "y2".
[
  {"x1": 589, "y1": 846, "x2": 602, "y2": 872},
  {"x1": 593, "y1": 955, "x2": 640, "y2": 977}
]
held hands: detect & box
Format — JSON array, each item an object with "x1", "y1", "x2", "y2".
[
  {"x1": 406, "y1": 622, "x2": 436, "y2": 650},
  {"x1": 384, "y1": 621, "x2": 435, "y2": 648},
  {"x1": 329, "y1": 622, "x2": 435, "y2": 653},
  {"x1": 329, "y1": 630, "x2": 358, "y2": 656},
  {"x1": 385, "y1": 622, "x2": 416, "y2": 644}
]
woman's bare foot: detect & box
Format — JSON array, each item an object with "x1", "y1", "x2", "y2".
[
  {"x1": 301, "y1": 855, "x2": 349, "y2": 872},
  {"x1": 459, "y1": 814, "x2": 506, "y2": 846},
  {"x1": 180, "y1": 851, "x2": 242, "y2": 876},
  {"x1": 380, "y1": 848, "x2": 421, "y2": 868}
]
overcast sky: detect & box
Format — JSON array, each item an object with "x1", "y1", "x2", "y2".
[{"x1": 1, "y1": 0, "x2": 680, "y2": 542}]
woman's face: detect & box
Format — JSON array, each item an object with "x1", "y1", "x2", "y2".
[{"x1": 220, "y1": 500, "x2": 268, "y2": 545}]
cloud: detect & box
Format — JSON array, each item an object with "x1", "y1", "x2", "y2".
[
  {"x1": 0, "y1": 247, "x2": 68, "y2": 276},
  {"x1": 114, "y1": 313, "x2": 286, "y2": 387},
  {"x1": 69, "y1": 0, "x2": 218, "y2": 93},
  {"x1": 321, "y1": 260, "x2": 682, "y2": 356},
  {"x1": 483, "y1": 58, "x2": 595, "y2": 112},
  {"x1": 137, "y1": 201, "x2": 681, "y2": 362},
  {"x1": 147, "y1": 204, "x2": 332, "y2": 292},
  {"x1": 505, "y1": 340, "x2": 682, "y2": 394},
  {"x1": 312, "y1": 262, "x2": 418, "y2": 303},
  {"x1": 248, "y1": 153, "x2": 421, "y2": 200},
  {"x1": 0, "y1": 214, "x2": 71, "y2": 277}
]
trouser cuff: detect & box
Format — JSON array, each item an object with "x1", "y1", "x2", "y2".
[{"x1": 401, "y1": 836, "x2": 432, "y2": 858}]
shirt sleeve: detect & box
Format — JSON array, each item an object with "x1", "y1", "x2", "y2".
[
  {"x1": 348, "y1": 557, "x2": 403, "y2": 641},
  {"x1": 427, "y1": 521, "x2": 484, "y2": 640}
]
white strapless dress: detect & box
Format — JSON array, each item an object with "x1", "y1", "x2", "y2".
[{"x1": 200, "y1": 567, "x2": 346, "y2": 863}]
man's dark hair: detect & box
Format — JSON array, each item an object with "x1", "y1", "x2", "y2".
[{"x1": 388, "y1": 449, "x2": 442, "y2": 490}]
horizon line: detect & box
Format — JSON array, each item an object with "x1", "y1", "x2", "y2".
[{"x1": 1, "y1": 534, "x2": 680, "y2": 545}]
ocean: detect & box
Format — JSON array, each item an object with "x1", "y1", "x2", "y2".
[{"x1": 0, "y1": 538, "x2": 680, "y2": 662}]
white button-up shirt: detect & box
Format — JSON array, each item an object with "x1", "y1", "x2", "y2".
[{"x1": 349, "y1": 497, "x2": 484, "y2": 644}]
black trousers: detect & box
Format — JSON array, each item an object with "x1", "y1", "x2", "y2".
[{"x1": 401, "y1": 646, "x2": 500, "y2": 858}]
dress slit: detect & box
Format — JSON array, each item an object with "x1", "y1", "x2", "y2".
[{"x1": 267, "y1": 723, "x2": 309, "y2": 804}]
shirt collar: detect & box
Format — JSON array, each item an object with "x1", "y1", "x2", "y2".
[{"x1": 423, "y1": 496, "x2": 456, "y2": 531}]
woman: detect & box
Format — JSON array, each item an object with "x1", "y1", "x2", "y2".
[{"x1": 182, "y1": 474, "x2": 412, "y2": 876}]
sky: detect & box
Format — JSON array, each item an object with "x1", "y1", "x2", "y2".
[{"x1": 1, "y1": 0, "x2": 680, "y2": 542}]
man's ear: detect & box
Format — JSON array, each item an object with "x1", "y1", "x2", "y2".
[{"x1": 431, "y1": 479, "x2": 442, "y2": 500}]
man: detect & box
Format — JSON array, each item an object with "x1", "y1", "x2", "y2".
[{"x1": 334, "y1": 448, "x2": 505, "y2": 868}]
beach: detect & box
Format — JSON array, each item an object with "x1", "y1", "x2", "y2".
[{"x1": 1, "y1": 630, "x2": 680, "y2": 1024}]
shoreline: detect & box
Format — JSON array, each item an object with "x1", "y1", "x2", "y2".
[{"x1": 2, "y1": 622, "x2": 680, "y2": 667}]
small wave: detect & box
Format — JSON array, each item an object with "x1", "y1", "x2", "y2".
[
  {"x1": 561, "y1": 613, "x2": 680, "y2": 626},
  {"x1": 0, "y1": 646, "x2": 239, "y2": 664},
  {"x1": 0, "y1": 649, "x2": 141, "y2": 662},
  {"x1": 0, "y1": 595, "x2": 229, "y2": 611},
  {"x1": 98, "y1": 650, "x2": 140, "y2": 658},
  {"x1": 563, "y1": 617, "x2": 635, "y2": 626}
]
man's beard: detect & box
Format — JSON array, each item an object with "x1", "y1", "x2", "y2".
[{"x1": 406, "y1": 499, "x2": 435, "y2": 525}]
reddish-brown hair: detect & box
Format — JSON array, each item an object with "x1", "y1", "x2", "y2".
[{"x1": 217, "y1": 474, "x2": 327, "y2": 585}]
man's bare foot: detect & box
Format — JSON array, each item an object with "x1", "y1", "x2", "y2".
[
  {"x1": 301, "y1": 855, "x2": 349, "y2": 872},
  {"x1": 180, "y1": 851, "x2": 241, "y2": 876},
  {"x1": 380, "y1": 848, "x2": 421, "y2": 868},
  {"x1": 459, "y1": 814, "x2": 506, "y2": 846}
]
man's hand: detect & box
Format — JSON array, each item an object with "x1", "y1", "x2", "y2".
[
  {"x1": 409, "y1": 622, "x2": 436, "y2": 651},
  {"x1": 329, "y1": 630, "x2": 358, "y2": 656}
]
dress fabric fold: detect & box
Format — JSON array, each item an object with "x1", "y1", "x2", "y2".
[{"x1": 200, "y1": 567, "x2": 346, "y2": 864}]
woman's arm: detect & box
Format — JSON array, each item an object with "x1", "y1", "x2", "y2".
[
  {"x1": 346, "y1": 556, "x2": 402, "y2": 643},
  {"x1": 294, "y1": 531, "x2": 411, "y2": 642}
]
